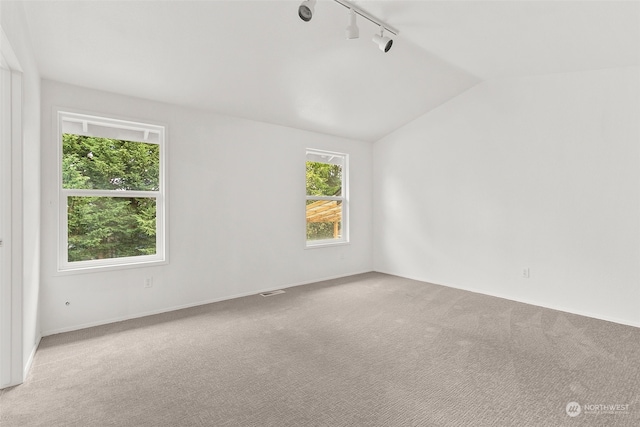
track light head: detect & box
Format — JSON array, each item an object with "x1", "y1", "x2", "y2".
[
  {"x1": 298, "y1": 0, "x2": 316, "y2": 22},
  {"x1": 372, "y1": 28, "x2": 393, "y2": 52},
  {"x1": 297, "y1": 1, "x2": 398, "y2": 52},
  {"x1": 345, "y1": 9, "x2": 359, "y2": 39}
]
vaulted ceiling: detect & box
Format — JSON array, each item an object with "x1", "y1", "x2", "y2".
[{"x1": 22, "y1": 0, "x2": 640, "y2": 142}]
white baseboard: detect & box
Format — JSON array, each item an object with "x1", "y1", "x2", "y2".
[
  {"x1": 42, "y1": 270, "x2": 373, "y2": 336},
  {"x1": 23, "y1": 335, "x2": 42, "y2": 381},
  {"x1": 375, "y1": 269, "x2": 640, "y2": 329}
]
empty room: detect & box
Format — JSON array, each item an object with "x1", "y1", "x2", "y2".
[{"x1": 1, "y1": 0, "x2": 639, "y2": 425}]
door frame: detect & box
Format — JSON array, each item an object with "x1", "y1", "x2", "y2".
[{"x1": 0, "y1": 25, "x2": 24, "y2": 389}]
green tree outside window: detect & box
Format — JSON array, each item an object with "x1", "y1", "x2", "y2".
[{"x1": 63, "y1": 134, "x2": 159, "y2": 262}]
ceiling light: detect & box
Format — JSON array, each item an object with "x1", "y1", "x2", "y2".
[
  {"x1": 298, "y1": 0, "x2": 316, "y2": 22},
  {"x1": 345, "y1": 9, "x2": 359, "y2": 40},
  {"x1": 372, "y1": 28, "x2": 393, "y2": 53},
  {"x1": 298, "y1": 0, "x2": 399, "y2": 53}
]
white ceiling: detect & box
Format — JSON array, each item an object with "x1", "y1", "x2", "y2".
[{"x1": 22, "y1": 0, "x2": 640, "y2": 142}]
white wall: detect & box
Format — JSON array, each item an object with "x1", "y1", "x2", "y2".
[
  {"x1": 40, "y1": 80, "x2": 372, "y2": 335},
  {"x1": 374, "y1": 67, "x2": 640, "y2": 327},
  {"x1": 0, "y1": 1, "x2": 41, "y2": 382}
]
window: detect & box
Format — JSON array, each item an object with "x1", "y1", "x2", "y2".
[
  {"x1": 58, "y1": 111, "x2": 166, "y2": 271},
  {"x1": 306, "y1": 149, "x2": 348, "y2": 247}
]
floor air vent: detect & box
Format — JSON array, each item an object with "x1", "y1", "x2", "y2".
[{"x1": 260, "y1": 290, "x2": 285, "y2": 297}]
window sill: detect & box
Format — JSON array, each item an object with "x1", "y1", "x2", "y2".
[
  {"x1": 56, "y1": 258, "x2": 168, "y2": 276},
  {"x1": 305, "y1": 240, "x2": 350, "y2": 249}
]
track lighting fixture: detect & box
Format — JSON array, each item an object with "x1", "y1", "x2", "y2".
[
  {"x1": 372, "y1": 27, "x2": 393, "y2": 53},
  {"x1": 298, "y1": 0, "x2": 316, "y2": 22},
  {"x1": 345, "y1": 9, "x2": 359, "y2": 40},
  {"x1": 299, "y1": 0, "x2": 398, "y2": 53}
]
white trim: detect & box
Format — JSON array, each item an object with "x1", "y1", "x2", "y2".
[
  {"x1": 305, "y1": 195, "x2": 343, "y2": 202},
  {"x1": 305, "y1": 148, "x2": 349, "y2": 247},
  {"x1": 0, "y1": 55, "x2": 12, "y2": 389},
  {"x1": 62, "y1": 189, "x2": 161, "y2": 198},
  {"x1": 56, "y1": 111, "x2": 167, "y2": 273},
  {"x1": 0, "y1": 26, "x2": 24, "y2": 388},
  {"x1": 9, "y1": 64, "x2": 23, "y2": 389},
  {"x1": 41, "y1": 270, "x2": 373, "y2": 336},
  {"x1": 305, "y1": 240, "x2": 350, "y2": 249},
  {"x1": 23, "y1": 335, "x2": 41, "y2": 381},
  {"x1": 56, "y1": 257, "x2": 168, "y2": 276},
  {"x1": 0, "y1": 28, "x2": 22, "y2": 72},
  {"x1": 61, "y1": 115, "x2": 163, "y2": 139},
  {"x1": 375, "y1": 269, "x2": 640, "y2": 329},
  {"x1": 306, "y1": 148, "x2": 347, "y2": 159}
]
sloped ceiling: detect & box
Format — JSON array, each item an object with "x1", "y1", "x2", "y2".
[{"x1": 21, "y1": 0, "x2": 640, "y2": 142}]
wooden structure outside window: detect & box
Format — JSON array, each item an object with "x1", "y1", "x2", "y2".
[
  {"x1": 305, "y1": 149, "x2": 347, "y2": 245},
  {"x1": 306, "y1": 199, "x2": 342, "y2": 238}
]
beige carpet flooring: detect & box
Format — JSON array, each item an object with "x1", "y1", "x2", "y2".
[{"x1": 1, "y1": 272, "x2": 639, "y2": 426}]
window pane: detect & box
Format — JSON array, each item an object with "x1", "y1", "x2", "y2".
[
  {"x1": 62, "y1": 134, "x2": 160, "y2": 191},
  {"x1": 306, "y1": 199, "x2": 342, "y2": 241},
  {"x1": 67, "y1": 196, "x2": 156, "y2": 262},
  {"x1": 306, "y1": 161, "x2": 342, "y2": 197}
]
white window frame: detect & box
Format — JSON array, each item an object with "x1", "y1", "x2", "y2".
[
  {"x1": 305, "y1": 149, "x2": 349, "y2": 248},
  {"x1": 57, "y1": 111, "x2": 167, "y2": 272}
]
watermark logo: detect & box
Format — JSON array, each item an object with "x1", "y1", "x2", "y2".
[
  {"x1": 566, "y1": 401, "x2": 631, "y2": 417},
  {"x1": 566, "y1": 402, "x2": 582, "y2": 417}
]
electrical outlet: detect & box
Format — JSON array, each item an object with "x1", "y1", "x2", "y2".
[
  {"x1": 144, "y1": 277, "x2": 153, "y2": 288},
  {"x1": 522, "y1": 268, "x2": 530, "y2": 279}
]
